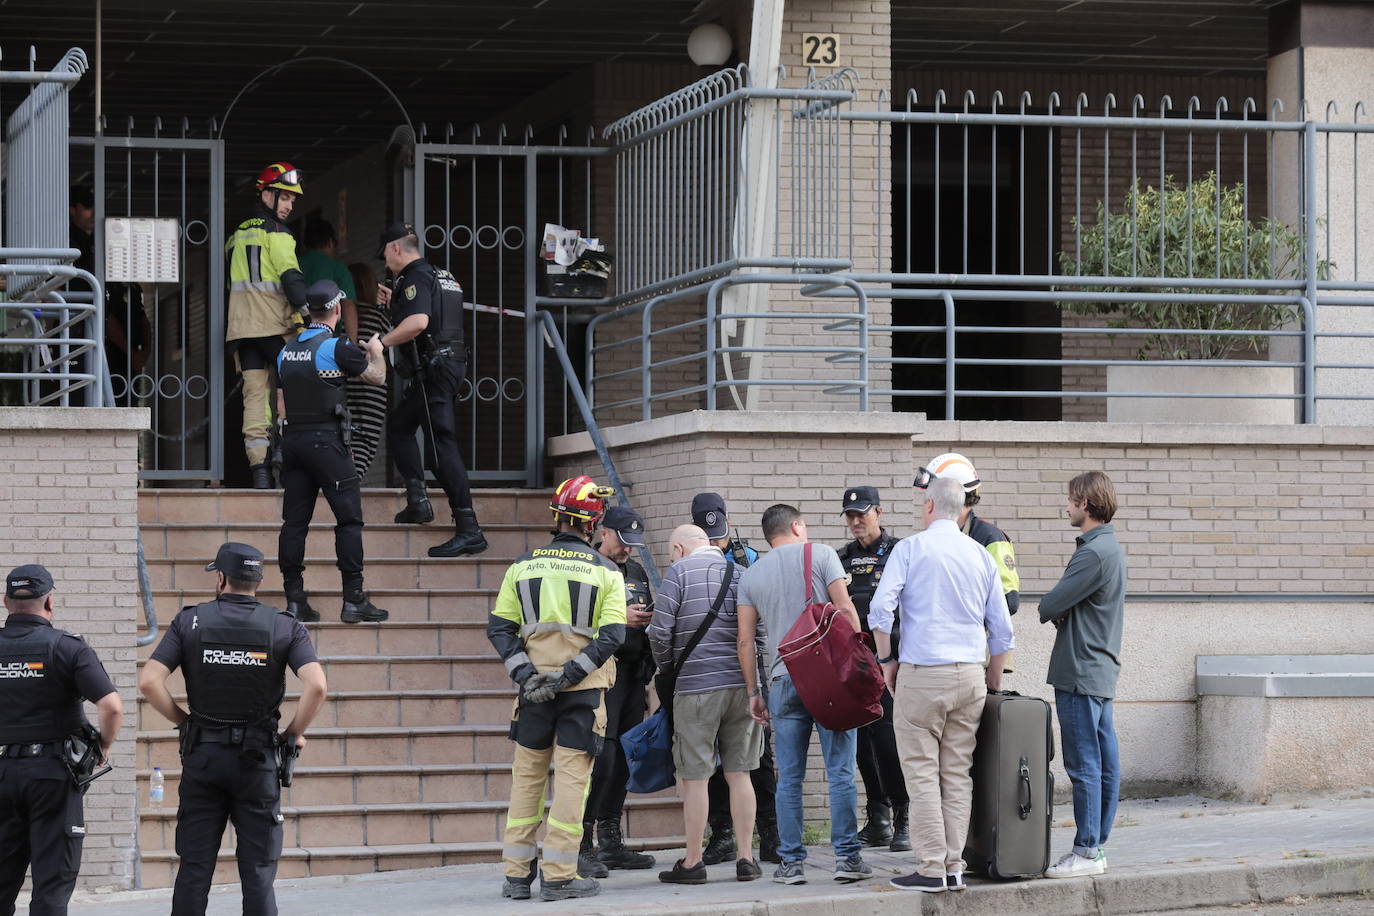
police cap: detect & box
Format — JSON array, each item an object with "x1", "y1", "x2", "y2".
[
  {"x1": 601, "y1": 506, "x2": 647, "y2": 548},
  {"x1": 377, "y1": 221, "x2": 417, "y2": 256},
  {"x1": 6, "y1": 564, "x2": 54, "y2": 599},
  {"x1": 204, "y1": 542, "x2": 266, "y2": 582},
  {"x1": 690, "y1": 492, "x2": 729, "y2": 539},
  {"x1": 306, "y1": 279, "x2": 345, "y2": 313},
  {"x1": 841, "y1": 485, "x2": 881, "y2": 514}
]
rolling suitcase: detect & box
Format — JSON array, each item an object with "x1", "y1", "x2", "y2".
[{"x1": 963, "y1": 690, "x2": 1054, "y2": 879}]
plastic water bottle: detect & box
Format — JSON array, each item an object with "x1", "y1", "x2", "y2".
[{"x1": 150, "y1": 767, "x2": 165, "y2": 808}]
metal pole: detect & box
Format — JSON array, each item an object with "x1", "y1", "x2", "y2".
[{"x1": 1303, "y1": 120, "x2": 1319, "y2": 424}]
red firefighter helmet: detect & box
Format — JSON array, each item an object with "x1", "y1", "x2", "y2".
[
  {"x1": 255, "y1": 162, "x2": 303, "y2": 196},
  {"x1": 550, "y1": 475, "x2": 615, "y2": 525}
]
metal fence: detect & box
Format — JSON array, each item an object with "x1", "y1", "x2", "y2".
[{"x1": 1, "y1": 48, "x2": 108, "y2": 407}]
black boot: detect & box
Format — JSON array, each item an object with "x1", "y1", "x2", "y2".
[
  {"x1": 701, "y1": 823, "x2": 736, "y2": 866},
  {"x1": 596, "y1": 817, "x2": 655, "y2": 870},
  {"x1": 283, "y1": 579, "x2": 320, "y2": 623},
  {"x1": 757, "y1": 822, "x2": 782, "y2": 864},
  {"x1": 858, "y1": 802, "x2": 893, "y2": 848},
  {"x1": 428, "y1": 507, "x2": 488, "y2": 558},
  {"x1": 250, "y1": 463, "x2": 273, "y2": 489},
  {"x1": 341, "y1": 590, "x2": 389, "y2": 624},
  {"x1": 579, "y1": 820, "x2": 609, "y2": 878},
  {"x1": 394, "y1": 479, "x2": 434, "y2": 524},
  {"x1": 889, "y1": 803, "x2": 911, "y2": 852}
]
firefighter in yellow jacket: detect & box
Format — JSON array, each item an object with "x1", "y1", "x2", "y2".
[
  {"x1": 226, "y1": 162, "x2": 308, "y2": 488},
  {"x1": 487, "y1": 475, "x2": 627, "y2": 902}
]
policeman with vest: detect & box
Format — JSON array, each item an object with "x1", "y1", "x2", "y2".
[
  {"x1": 375, "y1": 223, "x2": 487, "y2": 559},
  {"x1": 836, "y1": 485, "x2": 910, "y2": 853},
  {"x1": 488, "y1": 476, "x2": 627, "y2": 902},
  {"x1": 138, "y1": 543, "x2": 327, "y2": 916},
  {"x1": 583, "y1": 506, "x2": 657, "y2": 874},
  {"x1": 227, "y1": 162, "x2": 309, "y2": 488},
  {"x1": 275, "y1": 279, "x2": 388, "y2": 625},
  {"x1": 0, "y1": 564, "x2": 123, "y2": 916}
]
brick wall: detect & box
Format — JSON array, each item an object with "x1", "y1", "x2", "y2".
[
  {"x1": 0, "y1": 407, "x2": 147, "y2": 890},
  {"x1": 551, "y1": 412, "x2": 1374, "y2": 819}
]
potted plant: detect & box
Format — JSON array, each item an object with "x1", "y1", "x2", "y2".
[{"x1": 1059, "y1": 173, "x2": 1332, "y2": 422}]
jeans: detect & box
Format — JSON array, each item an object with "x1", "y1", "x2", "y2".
[
  {"x1": 1055, "y1": 690, "x2": 1120, "y2": 857},
  {"x1": 767, "y1": 675, "x2": 860, "y2": 863}
]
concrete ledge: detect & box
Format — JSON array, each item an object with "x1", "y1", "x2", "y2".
[
  {"x1": 1198, "y1": 655, "x2": 1374, "y2": 697},
  {"x1": 0, "y1": 406, "x2": 149, "y2": 431}
]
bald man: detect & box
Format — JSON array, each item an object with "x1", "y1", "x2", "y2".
[{"x1": 647, "y1": 524, "x2": 764, "y2": 883}]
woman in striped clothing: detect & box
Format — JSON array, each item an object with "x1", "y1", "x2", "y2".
[{"x1": 346, "y1": 262, "x2": 392, "y2": 479}]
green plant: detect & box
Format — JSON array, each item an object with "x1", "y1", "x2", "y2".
[{"x1": 1059, "y1": 173, "x2": 1332, "y2": 360}]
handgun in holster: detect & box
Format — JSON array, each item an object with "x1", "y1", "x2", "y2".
[
  {"x1": 62, "y1": 722, "x2": 111, "y2": 792},
  {"x1": 276, "y1": 734, "x2": 301, "y2": 787}
]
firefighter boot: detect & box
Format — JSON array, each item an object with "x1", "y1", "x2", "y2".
[
  {"x1": 393, "y1": 479, "x2": 434, "y2": 524},
  {"x1": 428, "y1": 507, "x2": 489, "y2": 558}
]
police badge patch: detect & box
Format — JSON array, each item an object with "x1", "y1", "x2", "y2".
[{"x1": 404, "y1": 285, "x2": 417, "y2": 300}]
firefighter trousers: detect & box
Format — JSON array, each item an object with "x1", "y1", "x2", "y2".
[{"x1": 501, "y1": 743, "x2": 595, "y2": 882}]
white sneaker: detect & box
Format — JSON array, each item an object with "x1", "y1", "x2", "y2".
[{"x1": 1044, "y1": 850, "x2": 1106, "y2": 879}]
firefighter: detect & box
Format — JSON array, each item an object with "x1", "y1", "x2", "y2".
[
  {"x1": 0, "y1": 565, "x2": 123, "y2": 916},
  {"x1": 487, "y1": 476, "x2": 628, "y2": 902},
  {"x1": 275, "y1": 280, "x2": 388, "y2": 624},
  {"x1": 138, "y1": 543, "x2": 328, "y2": 916},
  {"x1": 916, "y1": 452, "x2": 1022, "y2": 672},
  {"x1": 226, "y1": 162, "x2": 309, "y2": 489},
  {"x1": 375, "y1": 223, "x2": 486, "y2": 558}
]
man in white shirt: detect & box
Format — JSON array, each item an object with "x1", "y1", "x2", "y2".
[{"x1": 868, "y1": 477, "x2": 1014, "y2": 893}]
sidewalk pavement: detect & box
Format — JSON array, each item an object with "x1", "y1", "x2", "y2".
[{"x1": 67, "y1": 792, "x2": 1374, "y2": 916}]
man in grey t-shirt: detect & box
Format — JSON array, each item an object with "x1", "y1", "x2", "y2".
[{"x1": 737, "y1": 504, "x2": 871, "y2": 886}]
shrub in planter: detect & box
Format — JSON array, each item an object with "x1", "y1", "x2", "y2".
[{"x1": 1059, "y1": 173, "x2": 1332, "y2": 360}]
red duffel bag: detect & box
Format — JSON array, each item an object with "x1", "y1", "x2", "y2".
[{"x1": 778, "y1": 542, "x2": 885, "y2": 731}]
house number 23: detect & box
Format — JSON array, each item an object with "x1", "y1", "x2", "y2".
[{"x1": 801, "y1": 34, "x2": 840, "y2": 67}]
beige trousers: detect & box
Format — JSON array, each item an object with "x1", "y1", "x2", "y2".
[
  {"x1": 893, "y1": 662, "x2": 987, "y2": 878},
  {"x1": 501, "y1": 743, "x2": 595, "y2": 882}
]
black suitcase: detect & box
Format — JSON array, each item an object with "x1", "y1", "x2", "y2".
[{"x1": 963, "y1": 690, "x2": 1054, "y2": 879}]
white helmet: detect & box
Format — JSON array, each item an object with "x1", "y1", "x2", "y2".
[{"x1": 915, "y1": 452, "x2": 980, "y2": 493}]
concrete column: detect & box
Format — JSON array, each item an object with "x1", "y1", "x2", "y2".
[{"x1": 1268, "y1": 0, "x2": 1374, "y2": 424}]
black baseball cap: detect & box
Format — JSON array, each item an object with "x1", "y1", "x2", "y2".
[
  {"x1": 6, "y1": 564, "x2": 54, "y2": 599},
  {"x1": 205, "y1": 542, "x2": 266, "y2": 582},
  {"x1": 601, "y1": 506, "x2": 648, "y2": 548},
  {"x1": 841, "y1": 485, "x2": 881, "y2": 514},
  {"x1": 376, "y1": 221, "x2": 416, "y2": 256},
  {"x1": 306, "y1": 279, "x2": 344, "y2": 313},
  {"x1": 691, "y1": 492, "x2": 730, "y2": 539}
]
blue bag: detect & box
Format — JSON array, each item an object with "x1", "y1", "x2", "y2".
[{"x1": 619, "y1": 560, "x2": 734, "y2": 796}]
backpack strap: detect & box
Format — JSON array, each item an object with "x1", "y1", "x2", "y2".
[
  {"x1": 673, "y1": 560, "x2": 735, "y2": 677},
  {"x1": 802, "y1": 541, "x2": 814, "y2": 603}
]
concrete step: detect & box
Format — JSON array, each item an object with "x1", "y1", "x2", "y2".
[
  {"x1": 136, "y1": 653, "x2": 511, "y2": 696},
  {"x1": 136, "y1": 763, "x2": 516, "y2": 808},
  {"x1": 137, "y1": 796, "x2": 685, "y2": 852},
  {"x1": 149, "y1": 588, "x2": 499, "y2": 625},
  {"x1": 138, "y1": 488, "x2": 551, "y2": 526},
  {"x1": 136, "y1": 687, "x2": 515, "y2": 731},
  {"x1": 138, "y1": 619, "x2": 493, "y2": 660},
  {"x1": 135, "y1": 834, "x2": 687, "y2": 890},
  {"x1": 139, "y1": 522, "x2": 536, "y2": 561},
  {"x1": 145, "y1": 555, "x2": 514, "y2": 591},
  {"x1": 137, "y1": 724, "x2": 512, "y2": 770}
]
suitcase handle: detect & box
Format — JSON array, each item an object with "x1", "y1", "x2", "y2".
[{"x1": 1017, "y1": 757, "x2": 1032, "y2": 819}]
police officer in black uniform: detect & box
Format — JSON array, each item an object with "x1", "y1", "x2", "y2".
[
  {"x1": 836, "y1": 485, "x2": 910, "y2": 852},
  {"x1": 584, "y1": 507, "x2": 657, "y2": 873},
  {"x1": 138, "y1": 543, "x2": 327, "y2": 916},
  {"x1": 0, "y1": 565, "x2": 123, "y2": 916},
  {"x1": 375, "y1": 223, "x2": 487, "y2": 559},
  {"x1": 276, "y1": 279, "x2": 388, "y2": 625}
]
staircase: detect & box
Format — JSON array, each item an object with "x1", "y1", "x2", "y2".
[{"x1": 135, "y1": 488, "x2": 682, "y2": 888}]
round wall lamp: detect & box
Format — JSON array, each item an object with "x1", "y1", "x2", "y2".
[{"x1": 687, "y1": 23, "x2": 733, "y2": 67}]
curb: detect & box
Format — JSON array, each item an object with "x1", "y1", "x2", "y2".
[{"x1": 576, "y1": 852, "x2": 1374, "y2": 916}]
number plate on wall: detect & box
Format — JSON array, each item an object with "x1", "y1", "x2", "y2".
[{"x1": 801, "y1": 33, "x2": 841, "y2": 67}]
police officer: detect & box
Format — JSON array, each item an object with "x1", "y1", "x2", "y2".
[
  {"x1": 915, "y1": 453, "x2": 1022, "y2": 671},
  {"x1": 276, "y1": 279, "x2": 388, "y2": 625},
  {"x1": 375, "y1": 223, "x2": 487, "y2": 558},
  {"x1": 583, "y1": 506, "x2": 657, "y2": 873},
  {"x1": 138, "y1": 543, "x2": 327, "y2": 916},
  {"x1": 0, "y1": 565, "x2": 123, "y2": 916},
  {"x1": 227, "y1": 162, "x2": 309, "y2": 488},
  {"x1": 836, "y1": 486, "x2": 910, "y2": 852},
  {"x1": 688, "y1": 492, "x2": 779, "y2": 864},
  {"x1": 488, "y1": 476, "x2": 626, "y2": 902}
]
